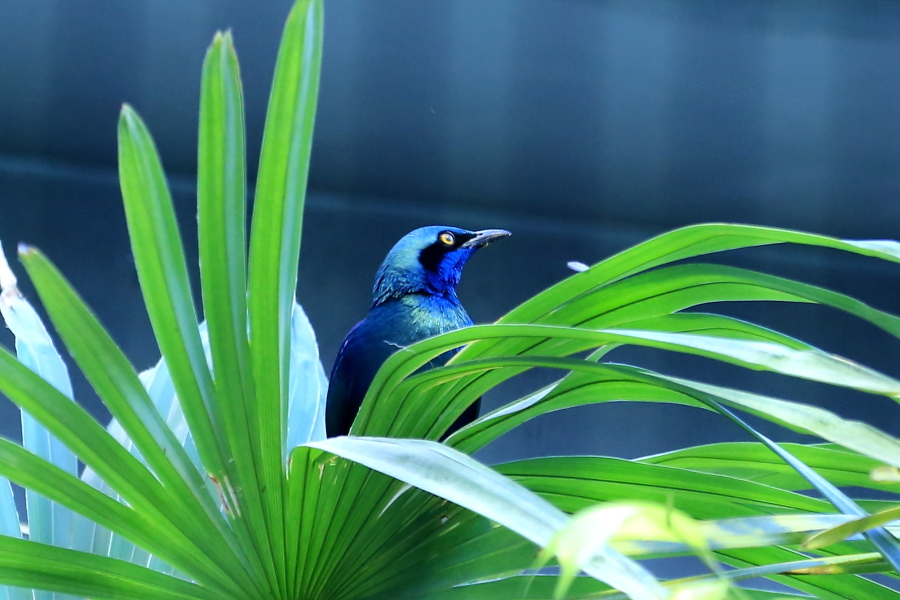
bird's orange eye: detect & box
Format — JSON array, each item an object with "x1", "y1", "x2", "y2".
[{"x1": 439, "y1": 232, "x2": 455, "y2": 246}]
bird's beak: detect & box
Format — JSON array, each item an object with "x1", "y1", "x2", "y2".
[{"x1": 461, "y1": 228, "x2": 511, "y2": 249}]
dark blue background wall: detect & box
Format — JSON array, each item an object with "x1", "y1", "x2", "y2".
[{"x1": 1, "y1": 0, "x2": 900, "y2": 466}]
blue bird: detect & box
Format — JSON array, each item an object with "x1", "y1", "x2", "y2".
[{"x1": 325, "y1": 226, "x2": 511, "y2": 438}]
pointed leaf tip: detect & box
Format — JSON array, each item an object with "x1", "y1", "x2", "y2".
[
  {"x1": 119, "y1": 104, "x2": 142, "y2": 130},
  {"x1": 0, "y1": 241, "x2": 16, "y2": 292},
  {"x1": 207, "y1": 33, "x2": 223, "y2": 56}
]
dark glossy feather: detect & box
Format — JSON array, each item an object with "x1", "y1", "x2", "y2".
[{"x1": 325, "y1": 225, "x2": 509, "y2": 438}]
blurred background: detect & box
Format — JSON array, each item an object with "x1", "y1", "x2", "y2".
[{"x1": 2, "y1": 0, "x2": 900, "y2": 467}]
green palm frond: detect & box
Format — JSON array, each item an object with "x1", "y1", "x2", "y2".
[{"x1": 0, "y1": 1, "x2": 899, "y2": 599}]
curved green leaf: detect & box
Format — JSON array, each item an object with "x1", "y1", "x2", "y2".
[
  {"x1": 642, "y1": 443, "x2": 888, "y2": 493},
  {"x1": 654, "y1": 373, "x2": 900, "y2": 471},
  {"x1": 307, "y1": 437, "x2": 669, "y2": 600},
  {"x1": 419, "y1": 575, "x2": 806, "y2": 600},
  {"x1": 19, "y1": 248, "x2": 259, "y2": 595},
  {"x1": 444, "y1": 312, "x2": 820, "y2": 454},
  {"x1": 597, "y1": 552, "x2": 891, "y2": 600},
  {"x1": 0, "y1": 339, "x2": 262, "y2": 594},
  {"x1": 359, "y1": 330, "x2": 898, "y2": 449},
  {"x1": 611, "y1": 328, "x2": 900, "y2": 394},
  {"x1": 247, "y1": 1, "x2": 323, "y2": 594},
  {"x1": 718, "y1": 546, "x2": 900, "y2": 600},
  {"x1": 0, "y1": 437, "x2": 235, "y2": 590},
  {"x1": 696, "y1": 402, "x2": 900, "y2": 571},
  {"x1": 497, "y1": 455, "x2": 829, "y2": 517},
  {"x1": 0, "y1": 244, "x2": 79, "y2": 580},
  {"x1": 500, "y1": 224, "x2": 900, "y2": 326},
  {"x1": 412, "y1": 574, "x2": 608, "y2": 600},
  {"x1": 20, "y1": 251, "x2": 228, "y2": 523},
  {"x1": 117, "y1": 105, "x2": 226, "y2": 483},
  {"x1": 0, "y1": 536, "x2": 228, "y2": 600},
  {"x1": 806, "y1": 507, "x2": 900, "y2": 551},
  {"x1": 197, "y1": 30, "x2": 274, "y2": 595},
  {"x1": 536, "y1": 501, "x2": 719, "y2": 600},
  {"x1": 359, "y1": 233, "x2": 900, "y2": 446}
]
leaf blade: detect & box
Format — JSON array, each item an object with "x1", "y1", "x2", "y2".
[
  {"x1": 308, "y1": 437, "x2": 669, "y2": 600},
  {"x1": 117, "y1": 105, "x2": 228, "y2": 483},
  {"x1": 19, "y1": 248, "x2": 259, "y2": 595},
  {"x1": 0, "y1": 536, "x2": 229, "y2": 600},
  {"x1": 247, "y1": 1, "x2": 323, "y2": 595}
]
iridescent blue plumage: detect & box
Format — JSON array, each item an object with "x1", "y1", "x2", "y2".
[{"x1": 325, "y1": 226, "x2": 510, "y2": 438}]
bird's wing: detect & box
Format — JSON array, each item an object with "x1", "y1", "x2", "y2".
[{"x1": 325, "y1": 320, "x2": 398, "y2": 437}]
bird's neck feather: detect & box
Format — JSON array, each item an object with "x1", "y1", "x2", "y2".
[{"x1": 372, "y1": 264, "x2": 461, "y2": 307}]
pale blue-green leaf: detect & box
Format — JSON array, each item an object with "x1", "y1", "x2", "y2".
[
  {"x1": 723, "y1": 552, "x2": 885, "y2": 580},
  {"x1": 0, "y1": 242, "x2": 83, "y2": 600},
  {"x1": 608, "y1": 329, "x2": 900, "y2": 396},
  {"x1": 114, "y1": 301, "x2": 325, "y2": 466},
  {"x1": 0, "y1": 478, "x2": 31, "y2": 600},
  {"x1": 843, "y1": 238, "x2": 900, "y2": 258},
  {"x1": 426, "y1": 576, "x2": 805, "y2": 600},
  {"x1": 615, "y1": 514, "x2": 861, "y2": 556},
  {"x1": 78, "y1": 329, "x2": 208, "y2": 573},
  {"x1": 0, "y1": 479, "x2": 20, "y2": 540},
  {"x1": 286, "y1": 302, "x2": 327, "y2": 453},
  {"x1": 78, "y1": 301, "x2": 319, "y2": 573},
  {"x1": 704, "y1": 402, "x2": 900, "y2": 572},
  {"x1": 536, "y1": 501, "x2": 719, "y2": 600},
  {"x1": 656, "y1": 374, "x2": 900, "y2": 471},
  {"x1": 805, "y1": 506, "x2": 900, "y2": 550},
  {"x1": 79, "y1": 381, "x2": 150, "y2": 567},
  {"x1": 308, "y1": 437, "x2": 668, "y2": 600},
  {"x1": 140, "y1": 355, "x2": 206, "y2": 478},
  {"x1": 556, "y1": 362, "x2": 900, "y2": 576},
  {"x1": 0, "y1": 266, "x2": 75, "y2": 549},
  {"x1": 597, "y1": 552, "x2": 887, "y2": 600}
]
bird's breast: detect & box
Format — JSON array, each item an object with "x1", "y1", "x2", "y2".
[
  {"x1": 397, "y1": 295, "x2": 472, "y2": 342},
  {"x1": 363, "y1": 295, "x2": 471, "y2": 350}
]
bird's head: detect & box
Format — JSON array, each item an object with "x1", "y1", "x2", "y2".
[{"x1": 372, "y1": 226, "x2": 511, "y2": 306}]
